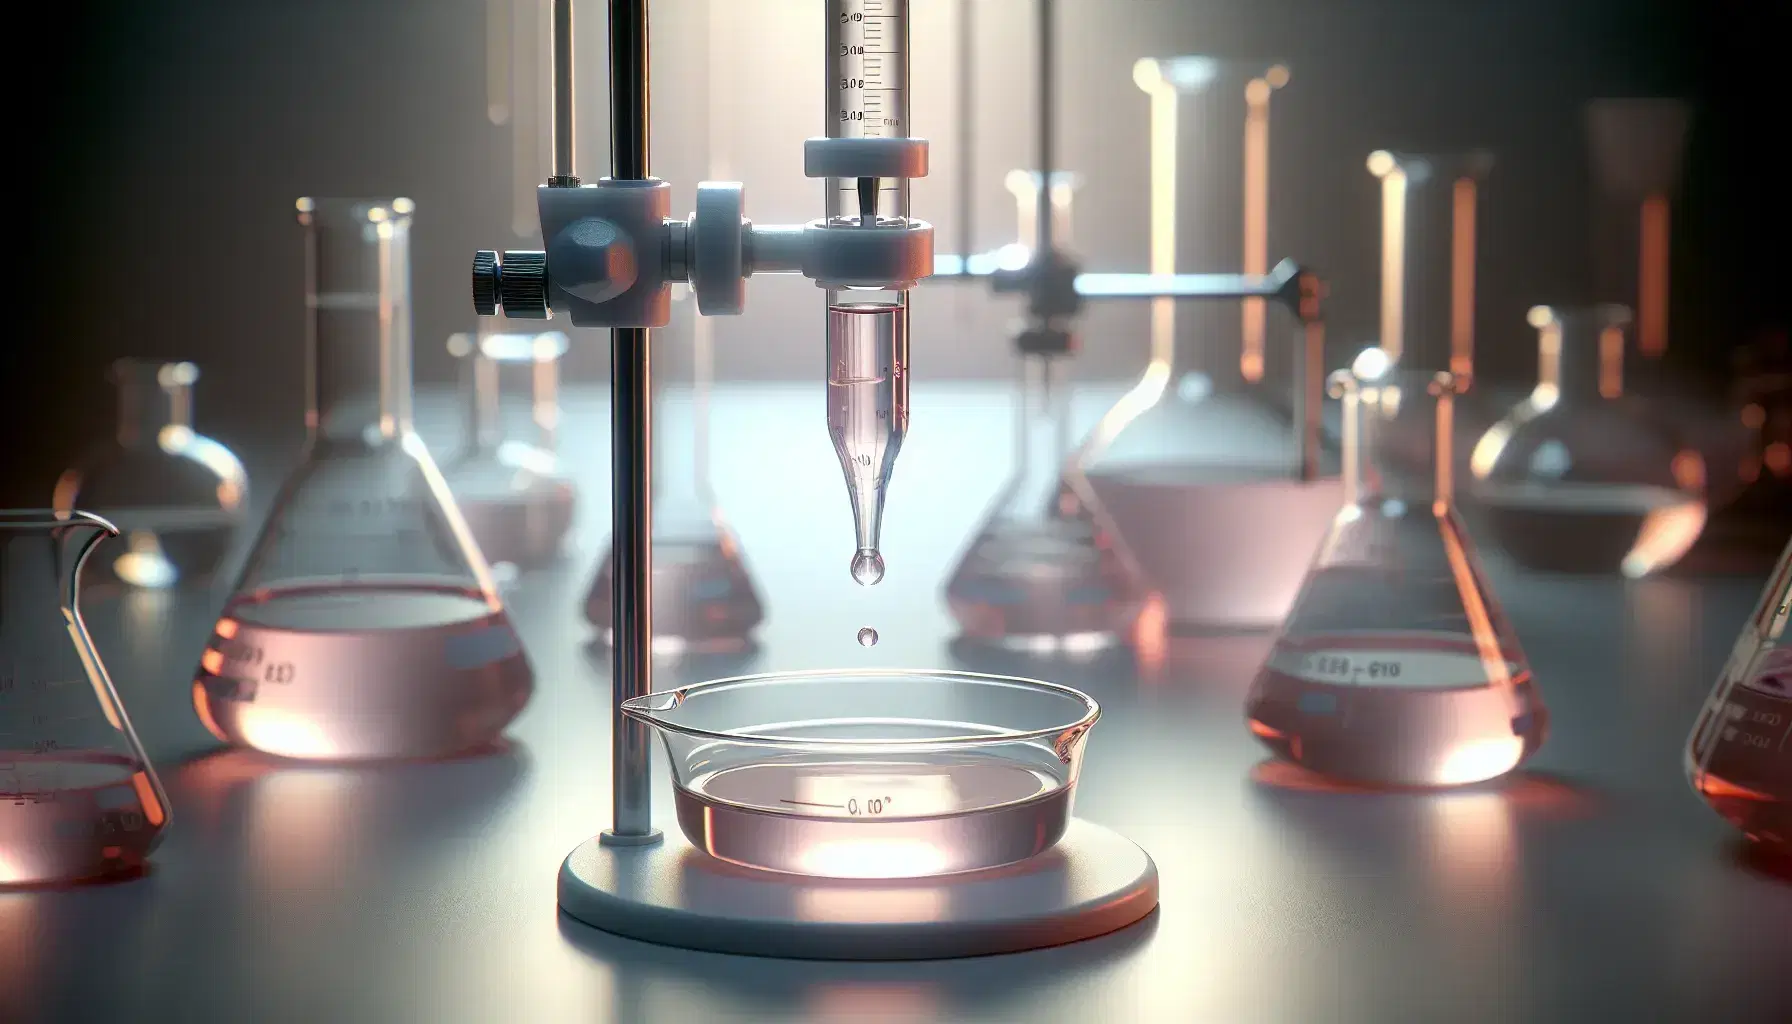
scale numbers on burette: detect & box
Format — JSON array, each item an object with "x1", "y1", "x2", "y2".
[
  {"x1": 831, "y1": 1, "x2": 905, "y2": 135},
  {"x1": 829, "y1": 0, "x2": 907, "y2": 218}
]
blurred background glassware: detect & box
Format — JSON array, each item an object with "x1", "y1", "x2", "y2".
[
  {"x1": 586, "y1": 289, "x2": 764, "y2": 656},
  {"x1": 945, "y1": 170, "x2": 1149, "y2": 656},
  {"x1": 1586, "y1": 96, "x2": 1750, "y2": 510},
  {"x1": 1356, "y1": 149, "x2": 1497, "y2": 475},
  {"x1": 1248, "y1": 367, "x2": 1547, "y2": 788},
  {"x1": 192, "y1": 198, "x2": 533, "y2": 762},
  {"x1": 1707, "y1": 331, "x2": 1792, "y2": 547},
  {"x1": 1468, "y1": 304, "x2": 1708, "y2": 578},
  {"x1": 440, "y1": 329, "x2": 576, "y2": 572},
  {"x1": 52, "y1": 359, "x2": 249, "y2": 589},
  {"x1": 1733, "y1": 332, "x2": 1792, "y2": 494},
  {"x1": 2, "y1": 510, "x2": 171, "y2": 885},
  {"x1": 1685, "y1": 534, "x2": 1790, "y2": 851},
  {"x1": 1068, "y1": 56, "x2": 1341, "y2": 633}
]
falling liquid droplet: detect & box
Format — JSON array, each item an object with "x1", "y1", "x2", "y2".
[
  {"x1": 857, "y1": 627, "x2": 879, "y2": 647},
  {"x1": 850, "y1": 548, "x2": 885, "y2": 586}
]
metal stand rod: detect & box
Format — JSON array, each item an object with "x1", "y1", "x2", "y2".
[
  {"x1": 1033, "y1": 0, "x2": 1055, "y2": 258},
  {"x1": 550, "y1": 0, "x2": 578, "y2": 186},
  {"x1": 606, "y1": 0, "x2": 656, "y2": 842},
  {"x1": 956, "y1": 0, "x2": 974, "y2": 262}
]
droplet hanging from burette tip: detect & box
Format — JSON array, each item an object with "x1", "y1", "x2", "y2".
[{"x1": 851, "y1": 548, "x2": 885, "y2": 586}]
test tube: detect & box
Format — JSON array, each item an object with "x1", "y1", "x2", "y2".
[{"x1": 824, "y1": 0, "x2": 913, "y2": 584}]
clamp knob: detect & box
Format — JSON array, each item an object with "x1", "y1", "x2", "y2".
[
  {"x1": 471, "y1": 249, "x2": 551, "y2": 319},
  {"x1": 472, "y1": 251, "x2": 500, "y2": 315}
]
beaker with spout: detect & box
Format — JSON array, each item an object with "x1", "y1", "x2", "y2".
[
  {"x1": 1247, "y1": 366, "x2": 1548, "y2": 787},
  {"x1": 191, "y1": 198, "x2": 534, "y2": 762},
  {"x1": 53, "y1": 359, "x2": 250, "y2": 589},
  {"x1": 2, "y1": 510, "x2": 170, "y2": 885}
]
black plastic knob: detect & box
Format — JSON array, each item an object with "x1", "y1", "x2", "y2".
[
  {"x1": 497, "y1": 250, "x2": 551, "y2": 320},
  {"x1": 472, "y1": 251, "x2": 500, "y2": 316}
]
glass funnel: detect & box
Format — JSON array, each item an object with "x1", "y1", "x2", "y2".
[
  {"x1": 440, "y1": 329, "x2": 576, "y2": 571},
  {"x1": 1468, "y1": 305, "x2": 1707, "y2": 578},
  {"x1": 1686, "y1": 535, "x2": 1790, "y2": 850},
  {"x1": 2, "y1": 510, "x2": 170, "y2": 885},
  {"x1": 1069, "y1": 57, "x2": 1341, "y2": 632},
  {"x1": 192, "y1": 198, "x2": 534, "y2": 762},
  {"x1": 1247, "y1": 367, "x2": 1548, "y2": 788},
  {"x1": 1359, "y1": 149, "x2": 1496, "y2": 475},
  {"x1": 621, "y1": 668, "x2": 1098, "y2": 878},
  {"x1": 586, "y1": 290, "x2": 763, "y2": 655},
  {"x1": 53, "y1": 359, "x2": 249, "y2": 589}
]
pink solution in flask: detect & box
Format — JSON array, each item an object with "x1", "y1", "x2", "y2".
[
  {"x1": 1246, "y1": 368, "x2": 1548, "y2": 788},
  {"x1": 1686, "y1": 537, "x2": 1790, "y2": 849}
]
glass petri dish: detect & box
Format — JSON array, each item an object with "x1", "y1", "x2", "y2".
[{"x1": 622, "y1": 668, "x2": 1100, "y2": 878}]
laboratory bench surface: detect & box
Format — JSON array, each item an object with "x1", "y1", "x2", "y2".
[{"x1": 10, "y1": 383, "x2": 1792, "y2": 1024}]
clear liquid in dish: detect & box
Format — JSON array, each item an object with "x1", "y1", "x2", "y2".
[{"x1": 674, "y1": 757, "x2": 1071, "y2": 878}]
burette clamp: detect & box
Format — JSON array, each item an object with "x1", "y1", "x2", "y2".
[
  {"x1": 797, "y1": 134, "x2": 936, "y2": 291},
  {"x1": 469, "y1": 140, "x2": 935, "y2": 324},
  {"x1": 798, "y1": 219, "x2": 933, "y2": 291},
  {"x1": 801, "y1": 136, "x2": 930, "y2": 179}
]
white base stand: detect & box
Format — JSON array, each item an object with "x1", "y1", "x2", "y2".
[{"x1": 557, "y1": 817, "x2": 1159, "y2": 960}]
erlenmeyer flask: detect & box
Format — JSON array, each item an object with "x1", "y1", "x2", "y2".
[
  {"x1": 1247, "y1": 367, "x2": 1548, "y2": 787},
  {"x1": 1070, "y1": 57, "x2": 1342, "y2": 632},
  {"x1": 192, "y1": 198, "x2": 533, "y2": 762},
  {"x1": 947, "y1": 350, "x2": 1149, "y2": 654},
  {"x1": 586, "y1": 290, "x2": 763, "y2": 655},
  {"x1": 1359, "y1": 149, "x2": 1496, "y2": 474},
  {"x1": 945, "y1": 170, "x2": 1148, "y2": 653},
  {"x1": 2, "y1": 510, "x2": 170, "y2": 885},
  {"x1": 53, "y1": 359, "x2": 249, "y2": 589},
  {"x1": 441, "y1": 329, "x2": 577, "y2": 570},
  {"x1": 1468, "y1": 305, "x2": 1708, "y2": 578},
  {"x1": 1686, "y1": 535, "x2": 1790, "y2": 850}
]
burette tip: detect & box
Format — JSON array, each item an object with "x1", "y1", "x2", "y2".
[{"x1": 850, "y1": 548, "x2": 886, "y2": 587}]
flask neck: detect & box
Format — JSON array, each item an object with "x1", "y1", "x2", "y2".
[
  {"x1": 1344, "y1": 374, "x2": 1457, "y2": 509},
  {"x1": 1535, "y1": 312, "x2": 1628, "y2": 403},
  {"x1": 112, "y1": 360, "x2": 194, "y2": 447},
  {"x1": 461, "y1": 343, "x2": 503, "y2": 456},
  {"x1": 460, "y1": 328, "x2": 566, "y2": 460},
  {"x1": 1000, "y1": 354, "x2": 1070, "y2": 517},
  {"x1": 300, "y1": 199, "x2": 416, "y2": 445}
]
